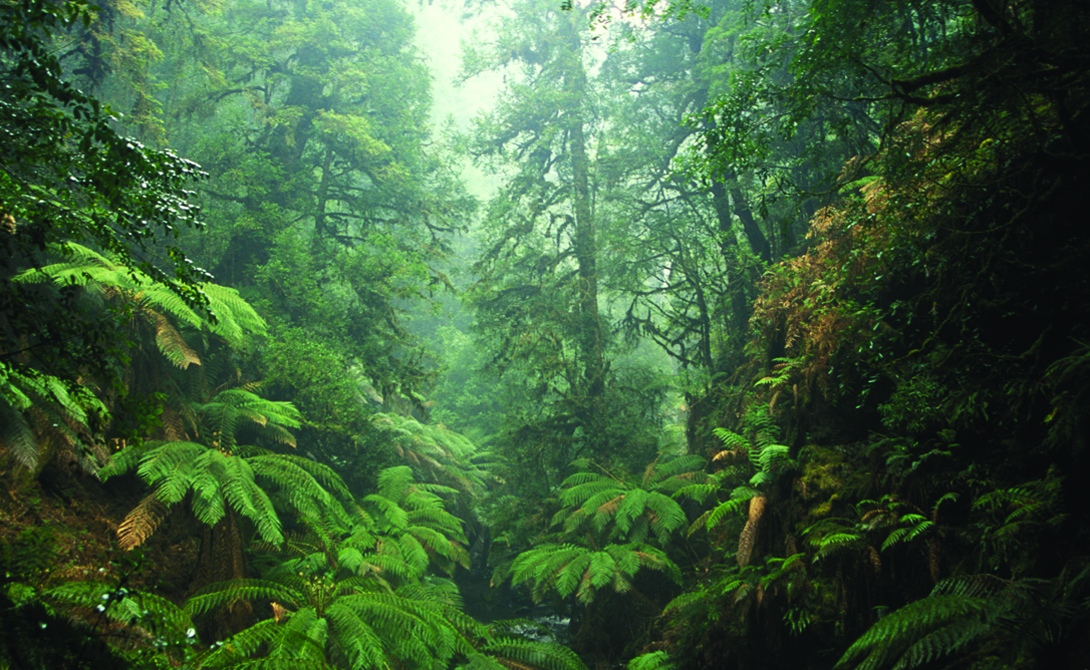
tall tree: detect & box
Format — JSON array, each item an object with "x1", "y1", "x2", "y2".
[
  {"x1": 463, "y1": 0, "x2": 667, "y2": 489},
  {"x1": 92, "y1": 0, "x2": 477, "y2": 487}
]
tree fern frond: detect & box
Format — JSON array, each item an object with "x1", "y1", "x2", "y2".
[
  {"x1": 673, "y1": 481, "x2": 721, "y2": 505},
  {"x1": 614, "y1": 488, "x2": 648, "y2": 534},
  {"x1": 643, "y1": 491, "x2": 686, "y2": 541},
  {"x1": 894, "y1": 616, "x2": 991, "y2": 670},
  {"x1": 628, "y1": 650, "x2": 675, "y2": 670},
  {"x1": 153, "y1": 311, "x2": 202, "y2": 369},
  {"x1": 397, "y1": 533, "x2": 430, "y2": 578},
  {"x1": 46, "y1": 580, "x2": 194, "y2": 639},
  {"x1": 712, "y1": 428, "x2": 748, "y2": 451},
  {"x1": 561, "y1": 477, "x2": 623, "y2": 508},
  {"x1": 200, "y1": 282, "x2": 268, "y2": 344},
  {"x1": 483, "y1": 639, "x2": 589, "y2": 670},
  {"x1": 930, "y1": 574, "x2": 1011, "y2": 598},
  {"x1": 700, "y1": 486, "x2": 760, "y2": 534},
  {"x1": 136, "y1": 441, "x2": 206, "y2": 504},
  {"x1": 135, "y1": 284, "x2": 205, "y2": 332},
  {"x1": 197, "y1": 620, "x2": 326, "y2": 668},
  {"x1": 835, "y1": 596, "x2": 994, "y2": 670},
  {"x1": 257, "y1": 453, "x2": 352, "y2": 500},
  {"x1": 643, "y1": 454, "x2": 706, "y2": 487},
  {"x1": 662, "y1": 588, "x2": 708, "y2": 617},
  {"x1": 117, "y1": 491, "x2": 170, "y2": 550},
  {"x1": 325, "y1": 603, "x2": 386, "y2": 669},
  {"x1": 186, "y1": 579, "x2": 302, "y2": 618},
  {"x1": 223, "y1": 457, "x2": 284, "y2": 544},
  {"x1": 0, "y1": 397, "x2": 38, "y2": 470},
  {"x1": 814, "y1": 532, "x2": 865, "y2": 561}
]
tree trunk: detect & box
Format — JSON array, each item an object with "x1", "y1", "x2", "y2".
[{"x1": 563, "y1": 15, "x2": 605, "y2": 402}]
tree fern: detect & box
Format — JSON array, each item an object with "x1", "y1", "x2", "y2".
[
  {"x1": 355, "y1": 466, "x2": 469, "y2": 576},
  {"x1": 507, "y1": 542, "x2": 680, "y2": 605},
  {"x1": 190, "y1": 501, "x2": 587, "y2": 670},
  {"x1": 192, "y1": 388, "x2": 303, "y2": 451},
  {"x1": 627, "y1": 650, "x2": 676, "y2": 670},
  {"x1": 833, "y1": 572, "x2": 1090, "y2": 670},
  {"x1": 554, "y1": 457, "x2": 698, "y2": 545},
  {"x1": 0, "y1": 363, "x2": 107, "y2": 473},
  {"x1": 102, "y1": 440, "x2": 351, "y2": 549},
  {"x1": 371, "y1": 413, "x2": 487, "y2": 493},
  {"x1": 15, "y1": 242, "x2": 267, "y2": 350}
]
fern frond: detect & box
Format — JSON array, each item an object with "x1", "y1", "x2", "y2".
[
  {"x1": 643, "y1": 454, "x2": 706, "y2": 487},
  {"x1": 814, "y1": 533, "x2": 866, "y2": 561},
  {"x1": 661, "y1": 588, "x2": 708, "y2": 616},
  {"x1": 712, "y1": 428, "x2": 748, "y2": 450},
  {"x1": 561, "y1": 477, "x2": 622, "y2": 508},
  {"x1": 46, "y1": 580, "x2": 194, "y2": 638},
  {"x1": 642, "y1": 491, "x2": 686, "y2": 541},
  {"x1": 483, "y1": 639, "x2": 589, "y2": 670},
  {"x1": 153, "y1": 311, "x2": 202, "y2": 368},
  {"x1": 200, "y1": 282, "x2": 268, "y2": 344},
  {"x1": 117, "y1": 491, "x2": 170, "y2": 550},
  {"x1": 834, "y1": 595, "x2": 994, "y2": 670},
  {"x1": 673, "y1": 481, "x2": 721, "y2": 505},
  {"x1": 614, "y1": 488, "x2": 648, "y2": 534},
  {"x1": 697, "y1": 486, "x2": 760, "y2": 534},
  {"x1": 628, "y1": 650, "x2": 675, "y2": 670},
  {"x1": 186, "y1": 579, "x2": 302, "y2": 618},
  {"x1": 136, "y1": 441, "x2": 206, "y2": 504},
  {"x1": 0, "y1": 396, "x2": 38, "y2": 470}
]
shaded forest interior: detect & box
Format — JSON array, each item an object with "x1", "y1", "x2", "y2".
[{"x1": 3, "y1": 0, "x2": 1090, "y2": 669}]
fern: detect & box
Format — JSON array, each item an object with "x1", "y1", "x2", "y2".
[
  {"x1": 834, "y1": 573, "x2": 1081, "y2": 670},
  {"x1": 15, "y1": 242, "x2": 267, "y2": 350},
  {"x1": 103, "y1": 441, "x2": 351, "y2": 549},
  {"x1": 553, "y1": 458, "x2": 697, "y2": 545},
  {"x1": 371, "y1": 413, "x2": 487, "y2": 493},
  {"x1": 689, "y1": 485, "x2": 760, "y2": 536},
  {"x1": 628, "y1": 650, "x2": 676, "y2": 670},
  {"x1": 480, "y1": 639, "x2": 588, "y2": 670},
  {"x1": 507, "y1": 542, "x2": 680, "y2": 605},
  {"x1": 44, "y1": 579, "x2": 197, "y2": 658},
  {"x1": 835, "y1": 595, "x2": 996, "y2": 670},
  {"x1": 0, "y1": 362, "x2": 106, "y2": 472},
  {"x1": 192, "y1": 389, "x2": 302, "y2": 451},
  {"x1": 880, "y1": 515, "x2": 934, "y2": 552}
]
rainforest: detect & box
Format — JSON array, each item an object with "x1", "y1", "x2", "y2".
[{"x1": 2, "y1": 0, "x2": 1089, "y2": 668}]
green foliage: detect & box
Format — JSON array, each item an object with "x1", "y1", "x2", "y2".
[
  {"x1": 972, "y1": 476, "x2": 1066, "y2": 575},
  {"x1": 15, "y1": 242, "x2": 266, "y2": 351},
  {"x1": 186, "y1": 467, "x2": 585, "y2": 670},
  {"x1": 628, "y1": 650, "x2": 676, "y2": 670},
  {"x1": 556, "y1": 456, "x2": 702, "y2": 545},
  {"x1": 680, "y1": 427, "x2": 791, "y2": 536},
  {"x1": 191, "y1": 388, "x2": 302, "y2": 451},
  {"x1": 506, "y1": 542, "x2": 681, "y2": 605},
  {"x1": 45, "y1": 580, "x2": 198, "y2": 655},
  {"x1": 359, "y1": 465, "x2": 470, "y2": 577},
  {"x1": 101, "y1": 394, "x2": 350, "y2": 549},
  {"x1": 0, "y1": 1, "x2": 212, "y2": 471},
  {"x1": 835, "y1": 570, "x2": 1090, "y2": 670},
  {"x1": 370, "y1": 413, "x2": 486, "y2": 494},
  {"x1": 103, "y1": 439, "x2": 348, "y2": 547},
  {"x1": 0, "y1": 364, "x2": 107, "y2": 474}
]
